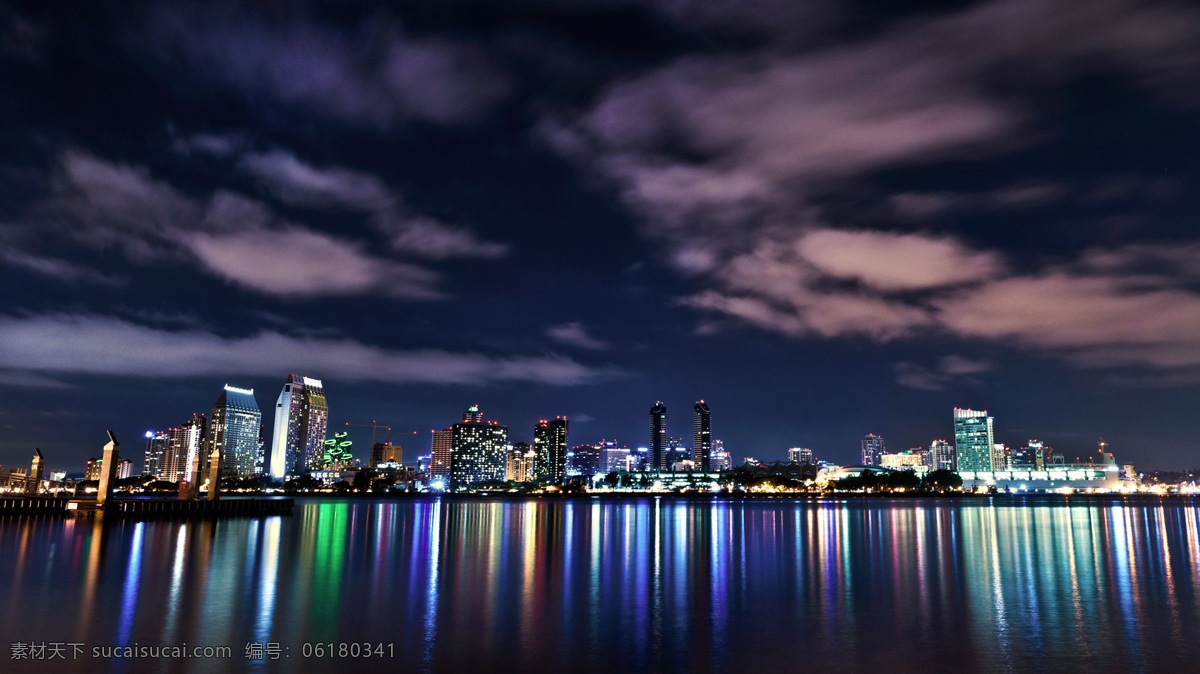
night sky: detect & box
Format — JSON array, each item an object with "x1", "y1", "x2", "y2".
[{"x1": 2, "y1": 0, "x2": 1199, "y2": 474}]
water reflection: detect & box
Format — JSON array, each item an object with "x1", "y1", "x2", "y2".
[{"x1": 2, "y1": 497, "x2": 1199, "y2": 672}]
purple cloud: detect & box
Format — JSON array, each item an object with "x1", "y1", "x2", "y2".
[
  {"x1": 543, "y1": 0, "x2": 1200, "y2": 377},
  {"x1": 5, "y1": 149, "x2": 509, "y2": 298},
  {"x1": 143, "y1": 5, "x2": 509, "y2": 127},
  {"x1": 0, "y1": 314, "x2": 622, "y2": 386},
  {"x1": 546, "y1": 322, "x2": 610, "y2": 350},
  {"x1": 240, "y1": 149, "x2": 509, "y2": 260},
  {"x1": 893, "y1": 355, "x2": 992, "y2": 391}
]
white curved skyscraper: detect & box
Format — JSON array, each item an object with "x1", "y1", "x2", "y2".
[{"x1": 269, "y1": 374, "x2": 328, "y2": 478}]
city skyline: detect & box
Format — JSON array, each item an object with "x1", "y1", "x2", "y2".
[
  {"x1": 2, "y1": 374, "x2": 1146, "y2": 476},
  {"x1": 3, "y1": 1, "x2": 1200, "y2": 473}
]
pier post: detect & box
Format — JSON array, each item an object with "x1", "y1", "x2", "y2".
[
  {"x1": 206, "y1": 446, "x2": 222, "y2": 501},
  {"x1": 25, "y1": 449, "x2": 44, "y2": 495},
  {"x1": 96, "y1": 431, "x2": 120, "y2": 505}
]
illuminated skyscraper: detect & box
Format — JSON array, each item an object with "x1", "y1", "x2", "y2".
[
  {"x1": 268, "y1": 374, "x2": 329, "y2": 478},
  {"x1": 534, "y1": 417, "x2": 569, "y2": 482},
  {"x1": 569, "y1": 444, "x2": 602, "y2": 476},
  {"x1": 599, "y1": 440, "x2": 633, "y2": 472},
  {"x1": 143, "y1": 430, "x2": 168, "y2": 478},
  {"x1": 693, "y1": 401, "x2": 712, "y2": 471},
  {"x1": 665, "y1": 436, "x2": 690, "y2": 469},
  {"x1": 431, "y1": 428, "x2": 453, "y2": 482},
  {"x1": 1014, "y1": 440, "x2": 1049, "y2": 469},
  {"x1": 929, "y1": 439, "x2": 955, "y2": 471},
  {"x1": 507, "y1": 442, "x2": 534, "y2": 482},
  {"x1": 210, "y1": 384, "x2": 262, "y2": 477},
  {"x1": 954, "y1": 408, "x2": 995, "y2": 472},
  {"x1": 162, "y1": 413, "x2": 206, "y2": 483},
  {"x1": 450, "y1": 406, "x2": 508, "y2": 487},
  {"x1": 862, "y1": 434, "x2": 884, "y2": 466},
  {"x1": 711, "y1": 439, "x2": 731, "y2": 471},
  {"x1": 649, "y1": 402, "x2": 667, "y2": 471},
  {"x1": 788, "y1": 447, "x2": 814, "y2": 465}
]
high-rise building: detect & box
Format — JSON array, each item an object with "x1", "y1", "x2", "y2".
[
  {"x1": 569, "y1": 444, "x2": 602, "y2": 476},
  {"x1": 929, "y1": 439, "x2": 955, "y2": 471},
  {"x1": 665, "y1": 437, "x2": 690, "y2": 469},
  {"x1": 268, "y1": 374, "x2": 329, "y2": 478},
  {"x1": 450, "y1": 406, "x2": 508, "y2": 487},
  {"x1": 1014, "y1": 440, "x2": 1049, "y2": 469},
  {"x1": 862, "y1": 434, "x2": 884, "y2": 466},
  {"x1": 693, "y1": 401, "x2": 712, "y2": 472},
  {"x1": 162, "y1": 413, "x2": 206, "y2": 483},
  {"x1": 650, "y1": 402, "x2": 667, "y2": 471},
  {"x1": 143, "y1": 430, "x2": 168, "y2": 478},
  {"x1": 371, "y1": 443, "x2": 403, "y2": 467},
  {"x1": 431, "y1": 428, "x2": 453, "y2": 482},
  {"x1": 599, "y1": 440, "x2": 633, "y2": 472},
  {"x1": 992, "y1": 443, "x2": 1010, "y2": 470},
  {"x1": 788, "y1": 447, "x2": 814, "y2": 465},
  {"x1": 116, "y1": 459, "x2": 133, "y2": 479},
  {"x1": 954, "y1": 408, "x2": 995, "y2": 472},
  {"x1": 507, "y1": 442, "x2": 534, "y2": 482},
  {"x1": 210, "y1": 384, "x2": 263, "y2": 477},
  {"x1": 84, "y1": 457, "x2": 103, "y2": 481},
  {"x1": 711, "y1": 439, "x2": 731, "y2": 471},
  {"x1": 534, "y1": 417, "x2": 569, "y2": 482}
]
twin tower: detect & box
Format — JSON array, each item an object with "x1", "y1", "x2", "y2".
[{"x1": 650, "y1": 400, "x2": 712, "y2": 472}]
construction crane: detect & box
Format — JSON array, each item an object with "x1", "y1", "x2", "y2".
[
  {"x1": 345, "y1": 421, "x2": 392, "y2": 448},
  {"x1": 345, "y1": 422, "x2": 420, "y2": 466}
]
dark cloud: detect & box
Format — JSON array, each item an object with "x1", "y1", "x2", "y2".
[
  {"x1": 0, "y1": 8, "x2": 49, "y2": 63},
  {"x1": 0, "y1": 247, "x2": 125, "y2": 286},
  {"x1": 239, "y1": 149, "x2": 510, "y2": 260},
  {"x1": 142, "y1": 3, "x2": 510, "y2": 127}
]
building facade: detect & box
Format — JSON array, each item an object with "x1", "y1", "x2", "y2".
[
  {"x1": 711, "y1": 439, "x2": 731, "y2": 471},
  {"x1": 881, "y1": 451, "x2": 927, "y2": 470},
  {"x1": 1014, "y1": 440, "x2": 1050, "y2": 469},
  {"x1": 371, "y1": 443, "x2": 403, "y2": 467},
  {"x1": 788, "y1": 447, "x2": 814, "y2": 465},
  {"x1": 929, "y1": 439, "x2": 955, "y2": 471},
  {"x1": 693, "y1": 400, "x2": 712, "y2": 472},
  {"x1": 84, "y1": 457, "x2": 103, "y2": 481},
  {"x1": 649, "y1": 402, "x2": 667, "y2": 471},
  {"x1": 569, "y1": 444, "x2": 602, "y2": 476},
  {"x1": 143, "y1": 430, "x2": 168, "y2": 478},
  {"x1": 268, "y1": 374, "x2": 329, "y2": 478},
  {"x1": 430, "y1": 428, "x2": 453, "y2": 482},
  {"x1": 162, "y1": 413, "x2": 206, "y2": 483},
  {"x1": 954, "y1": 408, "x2": 995, "y2": 472},
  {"x1": 507, "y1": 442, "x2": 534, "y2": 482},
  {"x1": 450, "y1": 407, "x2": 508, "y2": 487},
  {"x1": 210, "y1": 384, "x2": 262, "y2": 477},
  {"x1": 862, "y1": 434, "x2": 884, "y2": 466},
  {"x1": 533, "y1": 417, "x2": 569, "y2": 482},
  {"x1": 599, "y1": 440, "x2": 633, "y2": 472}
]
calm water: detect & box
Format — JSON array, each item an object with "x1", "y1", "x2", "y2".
[{"x1": 3, "y1": 496, "x2": 1200, "y2": 672}]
